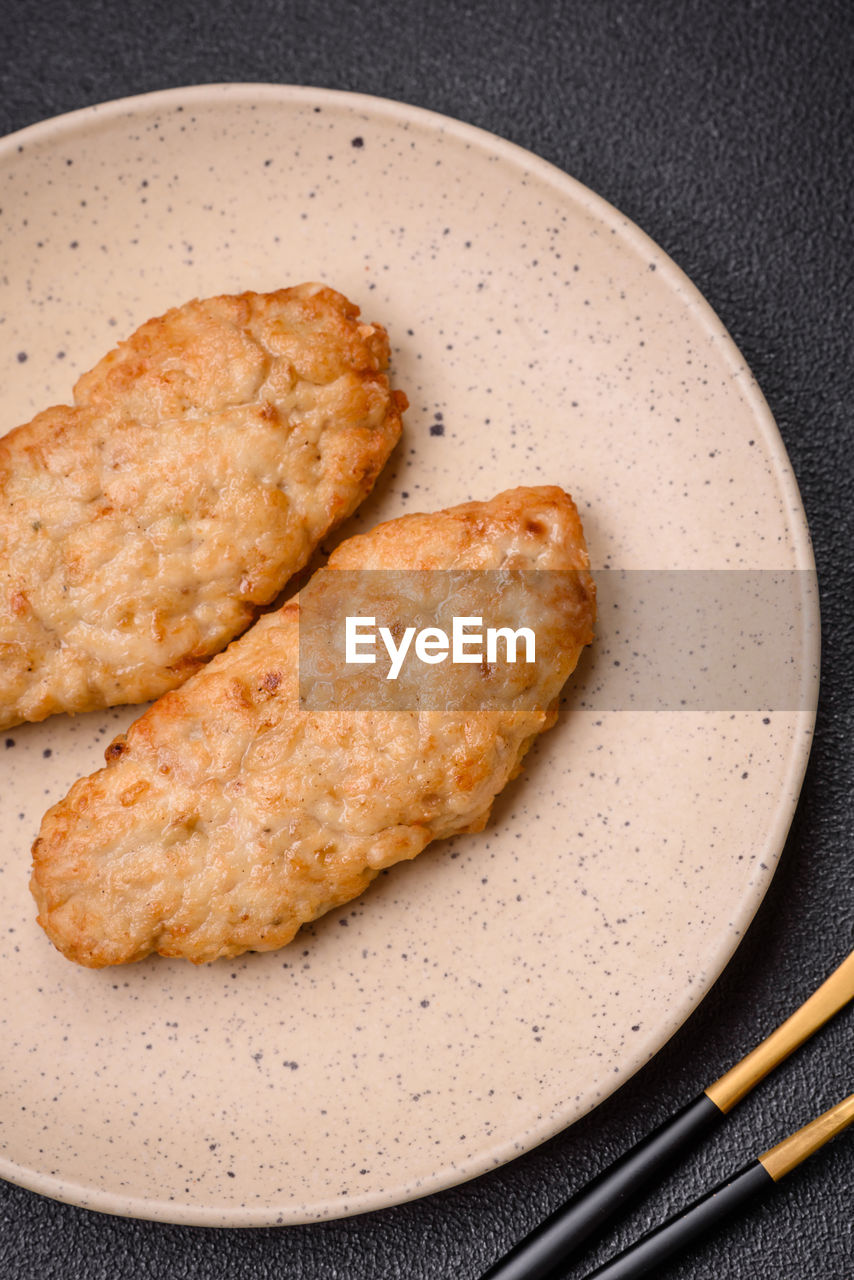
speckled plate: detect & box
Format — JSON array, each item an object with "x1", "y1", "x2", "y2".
[{"x1": 0, "y1": 85, "x2": 818, "y2": 1225}]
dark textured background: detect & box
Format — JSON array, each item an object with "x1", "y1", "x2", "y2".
[{"x1": 1, "y1": 1, "x2": 852, "y2": 1276}]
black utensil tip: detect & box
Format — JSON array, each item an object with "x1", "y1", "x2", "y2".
[
  {"x1": 581, "y1": 1161, "x2": 774, "y2": 1280},
  {"x1": 482, "y1": 1092, "x2": 722, "y2": 1280}
]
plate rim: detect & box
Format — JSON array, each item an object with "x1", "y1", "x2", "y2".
[{"x1": 0, "y1": 81, "x2": 820, "y2": 1226}]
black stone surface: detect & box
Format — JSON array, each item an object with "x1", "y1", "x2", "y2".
[{"x1": 1, "y1": 1, "x2": 852, "y2": 1277}]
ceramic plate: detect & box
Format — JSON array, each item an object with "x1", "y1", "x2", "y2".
[{"x1": 0, "y1": 85, "x2": 818, "y2": 1224}]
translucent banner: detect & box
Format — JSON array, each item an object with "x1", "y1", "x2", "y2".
[{"x1": 297, "y1": 569, "x2": 818, "y2": 712}]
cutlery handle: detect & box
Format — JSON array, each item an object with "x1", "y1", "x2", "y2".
[
  {"x1": 580, "y1": 1092, "x2": 854, "y2": 1280},
  {"x1": 579, "y1": 1162, "x2": 773, "y2": 1280},
  {"x1": 482, "y1": 1093, "x2": 722, "y2": 1280},
  {"x1": 581, "y1": 1093, "x2": 854, "y2": 1280}
]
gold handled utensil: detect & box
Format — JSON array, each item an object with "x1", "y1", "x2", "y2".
[
  {"x1": 579, "y1": 1093, "x2": 854, "y2": 1279},
  {"x1": 483, "y1": 949, "x2": 854, "y2": 1280}
]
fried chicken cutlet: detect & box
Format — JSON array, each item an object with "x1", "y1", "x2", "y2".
[
  {"x1": 31, "y1": 486, "x2": 595, "y2": 966},
  {"x1": 1, "y1": 284, "x2": 405, "y2": 729}
]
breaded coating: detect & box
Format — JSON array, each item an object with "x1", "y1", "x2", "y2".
[
  {"x1": 30, "y1": 487, "x2": 595, "y2": 966},
  {"x1": 0, "y1": 284, "x2": 405, "y2": 729}
]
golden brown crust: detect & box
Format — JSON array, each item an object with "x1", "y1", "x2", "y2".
[
  {"x1": 30, "y1": 486, "x2": 595, "y2": 967},
  {"x1": 0, "y1": 284, "x2": 405, "y2": 729}
]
